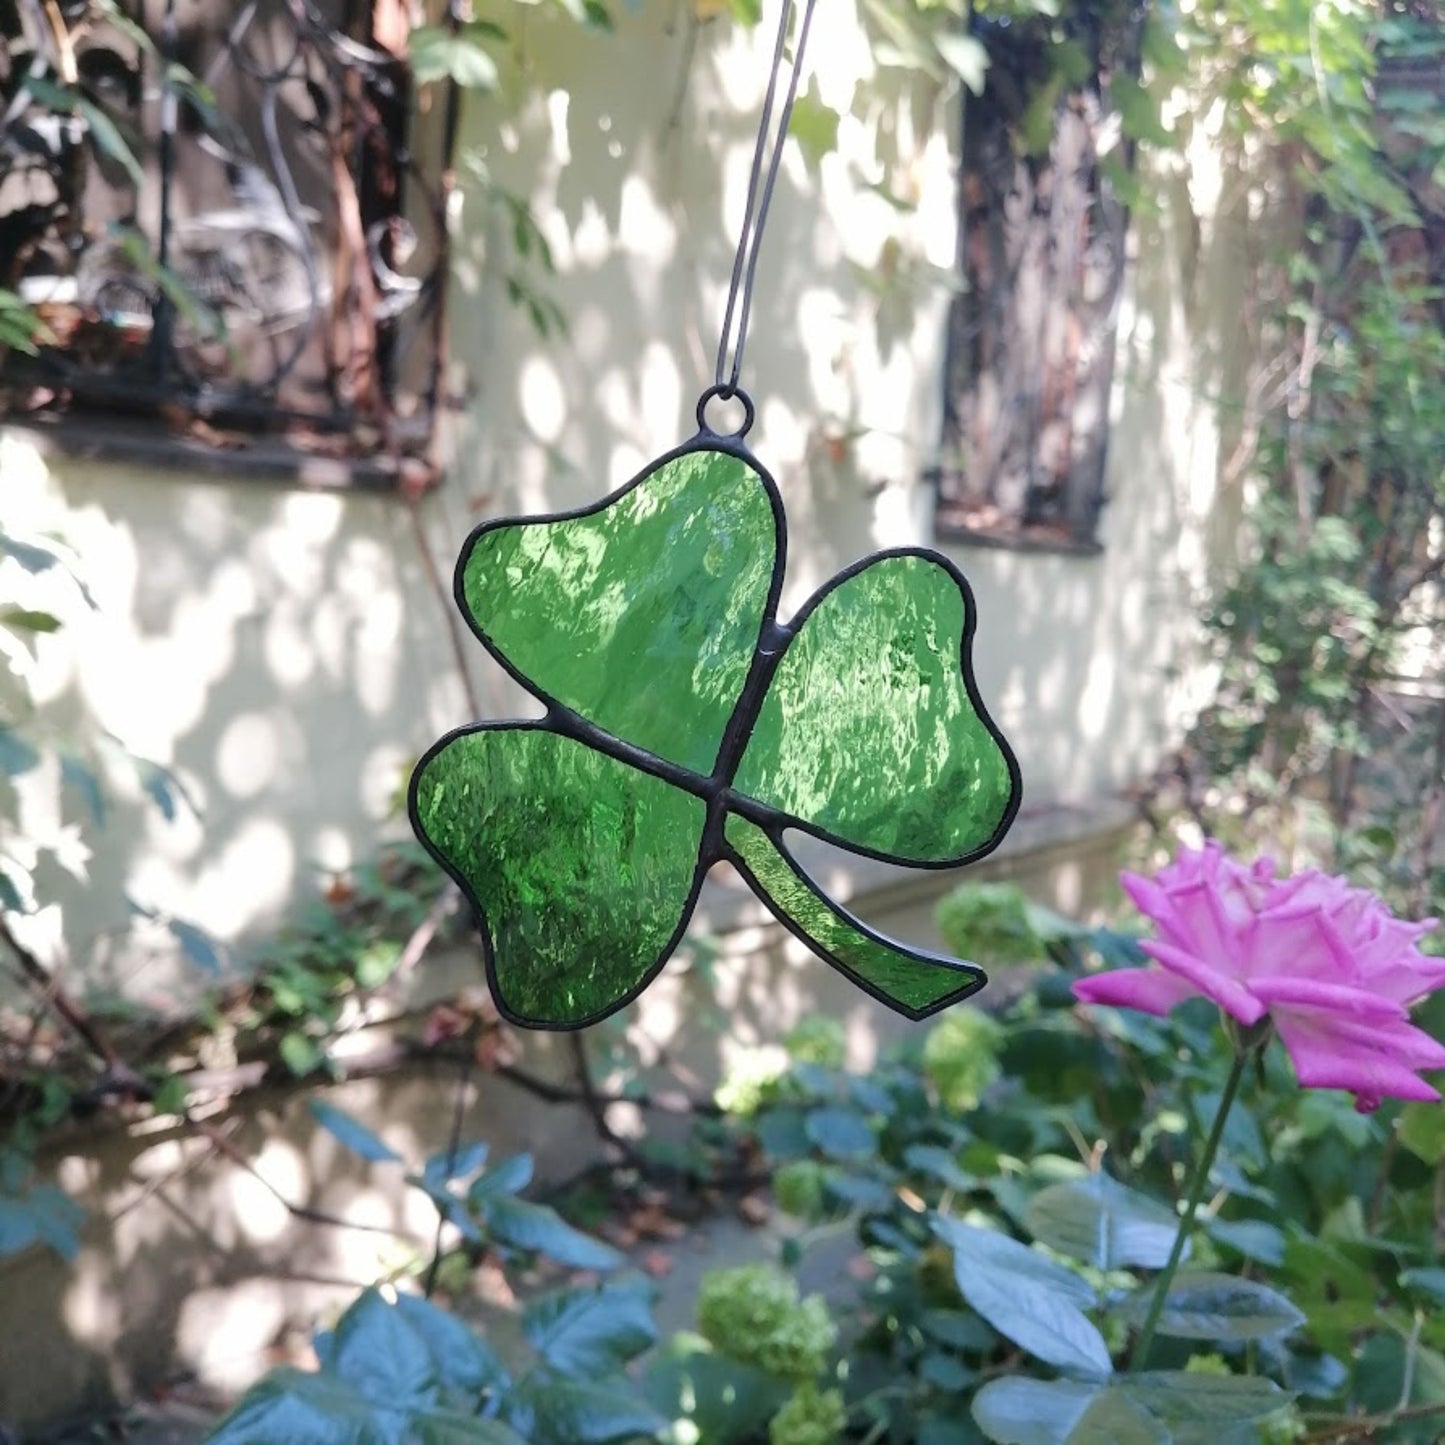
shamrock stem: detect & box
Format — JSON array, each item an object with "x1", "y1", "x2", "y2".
[{"x1": 1128, "y1": 1040, "x2": 1252, "y2": 1372}]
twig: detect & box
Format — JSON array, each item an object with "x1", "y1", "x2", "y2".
[
  {"x1": 424, "y1": 1052, "x2": 474, "y2": 1298},
  {"x1": 0, "y1": 916, "x2": 142, "y2": 1088},
  {"x1": 393, "y1": 882, "x2": 460, "y2": 980},
  {"x1": 1301, "y1": 1399, "x2": 1445, "y2": 1442},
  {"x1": 408, "y1": 499, "x2": 482, "y2": 717},
  {"x1": 567, "y1": 1032, "x2": 652, "y2": 1173},
  {"x1": 183, "y1": 1111, "x2": 409, "y2": 1238}
]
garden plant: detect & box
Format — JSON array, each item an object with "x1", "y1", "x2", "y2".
[{"x1": 192, "y1": 842, "x2": 1445, "y2": 1443}]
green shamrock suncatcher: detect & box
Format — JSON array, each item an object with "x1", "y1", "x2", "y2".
[
  {"x1": 409, "y1": 0, "x2": 1020, "y2": 1029},
  {"x1": 408, "y1": 398, "x2": 1023, "y2": 1030}
]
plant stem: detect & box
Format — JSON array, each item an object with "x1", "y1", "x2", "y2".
[{"x1": 1128, "y1": 1044, "x2": 1251, "y2": 1372}]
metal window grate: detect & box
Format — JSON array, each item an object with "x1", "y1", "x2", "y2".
[
  {"x1": 933, "y1": 4, "x2": 1147, "y2": 553},
  {"x1": 0, "y1": 0, "x2": 455, "y2": 476}
]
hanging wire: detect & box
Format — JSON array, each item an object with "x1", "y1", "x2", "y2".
[{"x1": 713, "y1": 0, "x2": 820, "y2": 397}]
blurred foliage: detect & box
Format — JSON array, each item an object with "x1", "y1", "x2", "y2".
[
  {"x1": 196, "y1": 915, "x2": 1445, "y2": 1442},
  {"x1": 1156, "y1": 2, "x2": 1445, "y2": 916}
]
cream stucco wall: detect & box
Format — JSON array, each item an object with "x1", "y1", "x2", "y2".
[{"x1": 2, "y1": 2, "x2": 1249, "y2": 994}]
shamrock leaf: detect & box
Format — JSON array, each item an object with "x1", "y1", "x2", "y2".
[{"x1": 411, "y1": 437, "x2": 1020, "y2": 1029}]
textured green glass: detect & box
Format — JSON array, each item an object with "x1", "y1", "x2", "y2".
[
  {"x1": 413, "y1": 726, "x2": 705, "y2": 1026},
  {"x1": 724, "y1": 814, "x2": 983, "y2": 1017},
  {"x1": 413, "y1": 441, "x2": 1021, "y2": 1028},
  {"x1": 460, "y1": 450, "x2": 776, "y2": 774},
  {"x1": 734, "y1": 555, "x2": 1014, "y2": 863}
]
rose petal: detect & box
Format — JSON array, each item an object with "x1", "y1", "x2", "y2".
[
  {"x1": 1140, "y1": 939, "x2": 1267, "y2": 1024},
  {"x1": 1270, "y1": 1009, "x2": 1445, "y2": 1069},
  {"x1": 1120, "y1": 871, "x2": 1198, "y2": 954},
  {"x1": 1274, "y1": 1013, "x2": 1444, "y2": 1104},
  {"x1": 1248, "y1": 976, "x2": 1408, "y2": 1021},
  {"x1": 1072, "y1": 967, "x2": 1198, "y2": 1017},
  {"x1": 1165, "y1": 878, "x2": 1239, "y2": 969},
  {"x1": 1368, "y1": 957, "x2": 1445, "y2": 1005}
]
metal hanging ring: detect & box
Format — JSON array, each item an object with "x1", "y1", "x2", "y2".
[{"x1": 696, "y1": 384, "x2": 756, "y2": 439}]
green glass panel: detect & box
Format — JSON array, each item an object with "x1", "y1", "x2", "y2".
[
  {"x1": 413, "y1": 726, "x2": 706, "y2": 1027},
  {"x1": 460, "y1": 449, "x2": 776, "y2": 775},
  {"x1": 734, "y1": 555, "x2": 1014, "y2": 864},
  {"x1": 724, "y1": 814, "x2": 984, "y2": 1017}
]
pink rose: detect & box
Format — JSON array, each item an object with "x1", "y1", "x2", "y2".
[{"x1": 1073, "y1": 842, "x2": 1445, "y2": 1111}]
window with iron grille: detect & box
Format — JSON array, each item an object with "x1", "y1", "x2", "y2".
[
  {"x1": 932, "y1": 3, "x2": 1146, "y2": 554},
  {"x1": 0, "y1": 0, "x2": 454, "y2": 482}
]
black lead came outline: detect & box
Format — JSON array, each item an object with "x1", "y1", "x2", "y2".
[{"x1": 408, "y1": 388, "x2": 1025, "y2": 1031}]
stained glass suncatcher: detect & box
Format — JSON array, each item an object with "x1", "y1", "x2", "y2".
[{"x1": 409, "y1": 410, "x2": 1022, "y2": 1030}]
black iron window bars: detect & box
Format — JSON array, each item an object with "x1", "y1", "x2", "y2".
[{"x1": 0, "y1": 0, "x2": 457, "y2": 471}]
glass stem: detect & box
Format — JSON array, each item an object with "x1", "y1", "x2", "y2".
[{"x1": 1128, "y1": 1044, "x2": 1250, "y2": 1373}]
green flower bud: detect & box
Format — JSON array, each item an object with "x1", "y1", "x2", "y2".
[
  {"x1": 769, "y1": 1385, "x2": 847, "y2": 1445},
  {"x1": 697, "y1": 1264, "x2": 837, "y2": 1381}
]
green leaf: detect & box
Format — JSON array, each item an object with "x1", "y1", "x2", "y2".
[
  {"x1": 756, "y1": 1107, "x2": 811, "y2": 1158},
  {"x1": 326, "y1": 1288, "x2": 437, "y2": 1402},
  {"x1": 919, "y1": 1351, "x2": 975, "y2": 1391},
  {"x1": 1402, "y1": 1267, "x2": 1445, "y2": 1304},
  {"x1": 972, "y1": 1372, "x2": 1291, "y2": 1445},
  {"x1": 920, "y1": 1308, "x2": 995, "y2": 1353},
  {"x1": 0, "y1": 535, "x2": 62, "y2": 574},
  {"x1": 934, "y1": 33, "x2": 989, "y2": 95},
  {"x1": 1398, "y1": 1101, "x2": 1445, "y2": 1164},
  {"x1": 75, "y1": 96, "x2": 145, "y2": 188},
  {"x1": 1206, "y1": 1217, "x2": 1286, "y2": 1267},
  {"x1": 151, "y1": 1076, "x2": 190, "y2": 1117},
  {"x1": 0, "y1": 608, "x2": 61, "y2": 634},
  {"x1": 509, "y1": 1374, "x2": 666, "y2": 1445},
  {"x1": 170, "y1": 918, "x2": 222, "y2": 974},
  {"x1": 307, "y1": 1100, "x2": 402, "y2": 1164},
  {"x1": 424, "y1": 1141, "x2": 490, "y2": 1186},
  {"x1": 1350, "y1": 1333, "x2": 1445, "y2": 1431},
  {"x1": 484, "y1": 1196, "x2": 623, "y2": 1271},
  {"x1": 804, "y1": 1105, "x2": 876, "y2": 1159},
  {"x1": 1281, "y1": 1349, "x2": 1348, "y2": 1400},
  {"x1": 0, "y1": 866, "x2": 24, "y2": 914},
  {"x1": 391, "y1": 1293, "x2": 510, "y2": 1396},
  {"x1": 904, "y1": 1144, "x2": 976, "y2": 1192},
  {"x1": 468, "y1": 1153, "x2": 534, "y2": 1201},
  {"x1": 823, "y1": 1169, "x2": 894, "y2": 1211},
  {"x1": 788, "y1": 80, "x2": 840, "y2": 169},
  {"x1": 972, "y1": 1377, "x2": 1164, "y2": 1444},
  {"x1": 1024, "y1": 1172, "x2": 1182, "y2": 1271},
  {"x1": 522, "y1": 1279, "x2": 657, "y2": 1378},
  {"x1": 1119, "y1": 1273, "x2": 1305, "y2": 1341},
  {"x1": 1119, "y1": 1372, "x2": 1292, "y2": 1436},
  {"x1": 0, "y1": 728, "x2": 40, "y2": 779},
  {"x1": 138, "y1": 761, "x2": 182, "y2": 821},
  {"x1": 644, "y1": 1335, "x2": 785, "y2": 1445},
  {"x1": 60, "y1": 756, "x2": 106, "y2": 827},
  {"x1": 23, "y1": 1183, "x2": 84, "y2": 1259},
  {"x1": 934, "y1": 1217, "x2": 1111, "y2": 1377},
  {"x1": 410, "y1": 23, "x2": 503, "y2": 89},
  {"x1": 918, "y1": 1415, "x2": 988, "y2": 1445},
  {"x1": 0, "y1": 1196, "x2": 40, "y2": 1258},
  {"x1": 206, "y1": 1365, "x2": 527, "y2": 1444}
]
